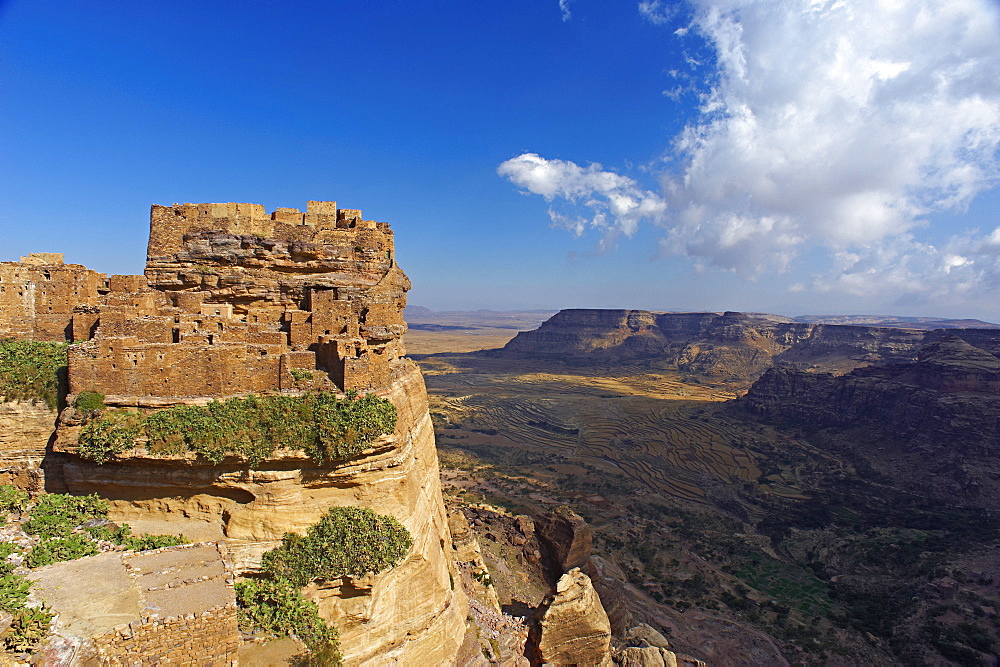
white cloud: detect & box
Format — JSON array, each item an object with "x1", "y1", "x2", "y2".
[
  {"x1": 497, "y1": 153, "x2": 667, "y2": 245},
  {"x1": 639, "y1": 1, "x2": 676, "y2": 25},
  {"x1": 559, "y1": 0, "x2": 573, "y2": 22},
  {"x1": 502, "y1": 0, "x2": 1000, "y2": 304},
  {"x1": 666, "y1": 0, "x2": 1000, "y2": 279}
]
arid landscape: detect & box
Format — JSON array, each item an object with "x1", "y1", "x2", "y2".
[{"x1": 411, "y1": 307, "x2": 1000, "y2": 665}]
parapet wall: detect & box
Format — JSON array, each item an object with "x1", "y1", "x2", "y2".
[{"x1": 148, "y1": 200, "x2": 387, "y2": 258}]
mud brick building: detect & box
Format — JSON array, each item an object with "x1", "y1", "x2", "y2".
[
  {"x1": 1, "y1": 201, "x2": 410, "y2": 401},
  {"x1": 0, "y1": 254, "x2": 106, "y2": 341}
]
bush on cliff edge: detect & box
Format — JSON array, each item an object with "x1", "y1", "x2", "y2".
[
  {"x1": 78, "y1": 390, "x2": 397, "y2": 467},
  {"x1": 261, "y1": 506, "x2": 413, "y2": 587},
  {"x1": 235, "y1": 506, "x2": 412, "y2": 665}
]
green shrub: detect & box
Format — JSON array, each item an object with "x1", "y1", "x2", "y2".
[
  {"x1": 80, "y1": 391, "x2": 397, "y2": 468},
  {"x1": 23, "y1": 493, "x2": 109, "y2": 538},
  {"x1": 4, "y1": 605, "x2": 54, "y2": 653},
  {"x1": 261, "y1": 507, "x2": 412, "y2": 587},
  {"x1": 25, "y1": 534, "x2": 98, "y2": 568},
  {"x1": 235, "y1": 507, "x2": 410, "y2": 665},
  {"x1": 235, "y1": 577, "x2": 339, "y2": 661},
  {"x1": 308, "y1": 392, "x2": 397, "y2": 465},
  {"x1": 122, "y1": 533, "x2": 187, "y2": 551},
  {"x1": 0, "y1": 485, "x2": 29, "y2": 515},
  {"x1": 73, "y1": 390, "x2": 105, "y2": 415},
  {"x1": 77, "y1": 409, "x2": 141, "y2": 464},
  {"x1": 85, "y1": 522, "x2": 132, "y2": 544},
  {"x1": 0, "y1": 338, "x2": 67, "y2": 409},
  {"x1": 83, "y1": 522, "x2": 184, "y2": 551},
  {"x1": 0, "y1": 571, "x2": 31, "y2": 612}
]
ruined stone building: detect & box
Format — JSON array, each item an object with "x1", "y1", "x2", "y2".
[{"x1": 1, "y1": 201, "x2": 410, "y2": 400}]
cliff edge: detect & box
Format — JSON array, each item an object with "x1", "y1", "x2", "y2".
[{"x1": 2, "y1": 201, "x2": 468, "y2": 663}]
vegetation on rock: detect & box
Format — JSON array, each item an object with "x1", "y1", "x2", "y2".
[
  {"x1": 72, "y1": 390, "x2": 105, "y2": 415},
  {"x1": 1, "y1": 486, "x2": 187, "y2": 570},
  {"x1": 23, "y1": 492, "x2": 109, "y2": 538},
  {"x1": 0, "y1": 543, "x2": 53, "y2": 653},
  {"x1": 235, "y1": 578, "x2": 340, "y2": 664},
  {"x1": 236, "y1": 506, "x2": 413, "y2": 665},
  {"x1": 0, "y1": 486, "x2": 28, "y2": 515},
  {"x1": 78, "y1": 390, "x2": 397, "y2": 467},
  {"x1": 0, "y1": 338, "x2": 67, "y2": 409},
  {"x1": 261, "y1": 506, "x2": 413, "y2": 587}
]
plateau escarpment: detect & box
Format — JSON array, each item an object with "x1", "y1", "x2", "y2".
[
  {"x1": 1, "y1": 201, "x2": 467, "y2": 663},
  {"x1": 499, "y1": 307, "x2": 997, "y2": 381}
]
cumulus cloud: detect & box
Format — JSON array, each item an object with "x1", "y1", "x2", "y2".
[
  {"x1": 498, "y1": 153, "x2": 667, "y2": 249},
  {"x1": 502, "y1": 0, "x2": 1000, "y2": 303},
  {"x1": 664, "y1": 0, "x2": 1000, "y2": 281}
]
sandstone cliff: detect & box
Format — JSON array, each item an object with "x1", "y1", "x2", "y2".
[
  {"x1": 4, "y1": 201, "x2": 469, "y2": 664},
  {"x1": 0, "y1": 400, "x2": 55, "y2": 491}
]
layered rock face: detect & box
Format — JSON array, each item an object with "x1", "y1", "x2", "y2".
[
  {"x1": 0, "y1": 400, "x2": 55, "y2": 491},
  {"x1": 742, "y1": 336, "x2": 1000, "y2": 503},
  {"x1": 55, "y1": 359, "x2": 467, "y2": 663},
  {"x1": 536, "y1": 569, "x2": 612, "y2": 666},
  {"x1": 7, "y1": 201, "x2": 468, "y2": 663},
  {"x1": 500, "y1": 308, "x2": 997, "y2": 381}
]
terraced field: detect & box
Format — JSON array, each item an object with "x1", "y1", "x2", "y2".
[{"x1": 416, "y1": 351, "x2": 805, "y2": 506}]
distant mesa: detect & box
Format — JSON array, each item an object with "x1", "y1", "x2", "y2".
[
  {"x1": 741, "y1": 334, "x2": 1000, "y2": 506},
  {"x1": 495, "y1": 308, "x2": 1000, "y2": 381}
]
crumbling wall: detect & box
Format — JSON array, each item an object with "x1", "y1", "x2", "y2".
[{"x1": 0, "y1": 254, "x2": 106, "y2": 341}]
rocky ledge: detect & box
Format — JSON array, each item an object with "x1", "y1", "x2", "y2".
[{"x1": 51, "y1": 359, "x2": 467, "y2": 664}]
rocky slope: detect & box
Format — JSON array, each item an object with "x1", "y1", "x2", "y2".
[
  {"x1": 498, "y1": 308, "x2": 1000, "y2": 382},
  {"x1": 741, "y1": 335, "x2": 1000, "y2": 504}
]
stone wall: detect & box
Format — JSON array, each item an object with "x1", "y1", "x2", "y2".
[
  {"x1": 93, "y1": 604, "x2": 238, "y2": 665},
  {"x1": 0, "y1": 254, "x2": 106, "y2": 341},
  {"x1": 4, "y1": 201, "x2": 410, "y2": 398},
  {"x1": 29, "y1": 542, "x2": 239, "y2": 665}
]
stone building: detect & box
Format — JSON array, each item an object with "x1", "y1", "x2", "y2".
[
  {"x1": 0, "y1": 254, "x2": 106, "y2": 342},
  {"x1": 1, "y1": 201, "x2": 410, "y2": 400}
]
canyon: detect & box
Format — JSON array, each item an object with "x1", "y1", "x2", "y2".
[
  {"x1": 417, "y1": 307, "x2": 1000, "y2": 664},
  {"x1": 6, "y1": 216, "x2": 1000, "y2": 664}
]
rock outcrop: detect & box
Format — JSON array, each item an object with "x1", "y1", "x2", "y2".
[
  {"x1": 536, "y1": 568, "x2": 612, "y2": 666},
  {"x1": 4, "y1": 201, "x2": 469, "y2": 663},
  {"x1": 498, "y1": 308, "x2": 1000, "y2": 381},
  {"x1": 535, "y1": 506, "x2": 593, "y2": 576}
]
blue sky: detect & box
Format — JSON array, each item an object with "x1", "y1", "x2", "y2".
[{"x1": 3, "y1": 1, "x2": 999, "y2": 320}]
